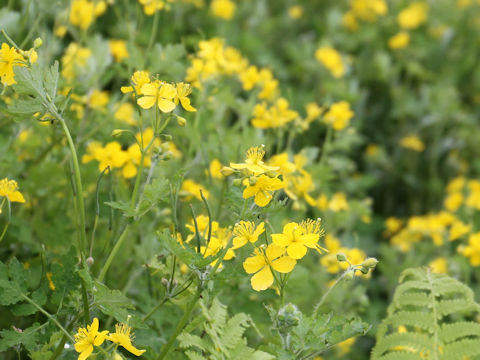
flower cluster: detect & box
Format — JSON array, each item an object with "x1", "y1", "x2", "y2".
[
  {"x1": 74, "y1": 317, "x2": 145, "y2": 360},
  {"x1": 241, "y1": 218, "x2": 325, "y2": 291},
  {"x1": 122, "y1": 71, "x2": 196, "y2": 118},
  {"x1": 251, "y1": 98, "x2": 299, "y2": 129},
  {"x1": 0, "y1": 42, "x2": 39, "y2": 86},
  {"x1": 342, "y1": 0, "x2": 388, "y2": 30},
  {"x1": 185, "y1": 38, "x2": 278, "y2": 100},
  {"x1": 69, "y1": 0, "x2": 109, "y2": 30},
  {"x1": 82, "y1": 128, "x2": 179, "y2": 178}
]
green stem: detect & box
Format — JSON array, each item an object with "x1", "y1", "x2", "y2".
[
  {"x1": 318, "y1": 125, "x2": 333, "y2": 168},
  {"x1": 51, "y1": 108, "x2": 87, "y2": 256},
  {"x1": 97, "y1": 224, "x2": 130, "y2": 282},
  {"x1": 142, "y1": 296, "x2": 169, "y2": 322},
  {"x1": 157, "y1": 281, "x2": 203, "y2": 360},
  {"x1": 312, "y1": 270, "x2": 348, "y2": 318},
  {"x1": 21, "y1": 294, "x2": 74, "y2": 343}
]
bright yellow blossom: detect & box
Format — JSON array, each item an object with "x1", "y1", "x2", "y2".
[
  {"x1": 323, "y1": 101, "x2": 354, "y2": 131},
  {"x1": 288, "y1": 6, "x2": 303, "y2": 19},
  {"x1": 232, "y1": 221, "x2": 265, "y2": 249},
  {"x1": 61, "y1": 43, "x2": 92, "y2": 82},
  {"x1": 315, "y1": 47, "x2": 345, "y2": 78},
  {"x1": 114, "y1": 103, "x2": 136, "y2": 126},
  {"x1": 137, "y1": 81, "x2": 177, "y2": 112},
  {"x1": 108, "y1": 322, "x2": 146, "y2": 356},
  {"x1": 0, "y1": 178, "x2": 26, "y2": 203},
  {"x1": 400, "y1": 135, "x2": 425, "y2": 152},
  {"x1": 429, "y1": 257, "x2": 448, "y2": 274},
  {"x1": 243, "y1": 175, "x2": 283, "y2": 207},
  {"x1": 460, "y1": 233, "x2": 480, "y2": 266},
  {"x1": 329, "y1": 193, "x2": 349, "y2": 212},
  {"x1": 243, "y1": 244, "x2": 296, "y2": 291},
  {"x1": 74, "y1": 318, "x2": 109, "y2": 360},
  {"x1": 174, "y1": 82, "x2": 196, "y2": 112},
  {"x1": 69, "y1": 0, "x2": 95, "y2": 30},
  {"x1": 444, "y1": 192, "x2": 463, "y2": 212},
  {"x1": 271, "y1": 221, "x2": 324, "y2": 259},
  {"x1": 389, "y1": 32, "x2": 410, "y2": 50},
  {"x1": 121, "y1": 70, "x2": 150, "y2": 95},
  {"x1": 230, "y1": 146, "x2": 279, "y2": 175},
  {"x1": 449, "y1": 220, "x2": 471, "y2": 241},
  {"x1": 109, "y1": 40, "x2": 129, "y2": 62},
  {"x1": 181, "y1": 179, "x2": 210, "y2": 201},
  {"x1": 139, "y1": 0, "x2": 166, "y2": 15},
  {"x1": 210, "y1": 0, "x2": 236, "y2": 20},
  {"x1": 398, "y1": 2, "x2": 429, "y2": 30},
  {"x1": 251, "y1": 98, "x2": 299, "y2": 129},
  {"x1": 0, "y1": 43, "x2": 26, "y2": 86}
]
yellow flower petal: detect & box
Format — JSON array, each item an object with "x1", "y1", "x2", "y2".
[
  {"x1": 271, "y1": 256, "x2": 296, "y2": 273},
  {"x1": 287, "y1": 243, "x2": 307, "y2": 259},
  {"x1": 180, "y1": 97, "x2": 197, "y2": 112},
  {"x1": 137, "y1": 95, "x2": 156, "y2": 109},
  {"x1": 251, "y1": 266, "x2": 273, "y2": 291},
  {"x1": 254, "y1": 191, "x2": 272, "y2": 207},
  {"x1": 243, "y1": 255, "x2": 265, "y2": 274},
  {"x1": 157, "y1": 98, "x2": 176, "y2": 113}
]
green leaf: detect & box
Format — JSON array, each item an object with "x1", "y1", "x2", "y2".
[
  {"x1": 0, "y1": 322, "x2": 42, "y2": 352},
  {"x1": 44, "y1": 61, "x2": 59, "y2": 100}
]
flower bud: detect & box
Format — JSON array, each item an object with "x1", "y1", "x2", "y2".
[
  {"x1": 176, "y1": 115, "x2": 187, "y2": 127},
  {"x1": 111, "y1": 129, "x2": 126, "y2": 137},
  {"x1": 248, "y1": 176, "x2": 258, "y2": 186},
  {"x1": 336, "y1": 252, "x2": 348, "y2": 262},
  {"x1": 362, "y1": 257, "x2": 378, "y2": 269},
  {"x1": 161, "y1": 278, "x2": 169, "y2": 287},
  {"x1": 344, "y1": 269, "x2": 355, "y2": 281},
  {"x1": 232, "y1": 179, "x2": 242, "y2": 186},
  {"x1": 220, "y1": 166, "x2": 234, "y2": 176},
  {"x1": 86, "y1": 256, "x2": 94, "y2": 266},
  {"x1": 33, "y1": 38, "x2": 43, "y2": 49},
  {"x1": 265, "y1": 170, "x2": 278, "y2": 178},
  {"x1": 359, "y1": 266, "x2": 370, "y2": 275}
]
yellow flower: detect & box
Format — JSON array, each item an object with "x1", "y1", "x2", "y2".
[
  {"x1": 315, "y1": 47, "x2": 345, "y2": 78},
  {"x1": 88, "y1": 90, "x2": 109, "y2": 110},
  {"x1": 243, "y1": 244, "x2": 296, "y2": 291},
  {"x1": 449, "y1": 220, "x2": 471, "y2": 241},
  {"x1": 389, "y1": 32, "x2": 410, "y2": 50},
  {"x1": 181, "y1": 179, "x2": 210, "y2": 201},
  {"x1": 0, "y1": 178, "x2": 25, "y2": 203},
  {"x1": 108, "y1": 322, "x2": 146, "y2": 356},
  {"x1": 383, "y1": 216, "x2": 403, "y2": 237},
  {"x1": 186, "y1": 215, "x2": 219, "y2": 238},
  {"x1": 121, "y1": 70, "x2": 150, "y2": 95},
  {"x1": 74, "y1": 318, "x2": 109, "y2": 360},
  {"x1": 288, "y1": 6, "x2": 303, "y2": 19},
  {"x1": 61, "y1": 43, "x2": 92, "y2": 81},
  {"x1": 398, "y1": 2, "x2": 428, "y2": 30},
  {"x1": 82, "y1": 141, "x2": 129, "y2": 172},
  {"x1": 114, "y1": 103, "x2": 136, "y2": 126},
  {"x1": 70, "y1": 0, "x2": 95, "y2": 30},
  {"x1": 109, "y1": 40, "x2": 129, "y2": 62},
  {"x1": 303, "y1": 102, "x2": 323, "y2": 127},
  {"x1": 400, "y1": 135, "x2": 425, "y2": 152},
  {"x1": 447, "y1": 177, "x2": 465, "y2": 193},
  {"x1": 460, "y1": 233, "x2": 480, "y2": 266},
  {"x1": 139, "y1": 0, "x2": 166, "y2": 15},
  {"x1": 230, "y1": 146, "x2": 279, "y2": 175},
  {"x1": 0, "y1": 43, "x2": 26, "y2": 86},
  {"x1": 444, "y1": 192, "x2": 463, "y2": 212},
  {"x1": 210, "y1": 0, "x2": 236, "y2": 20},
  {"x1": 137, "y1": 81, "x2": 177, "y2": 112},
  {"x1": 329, "y1": 192, "x2": 349, "y2": 212},
  {"x1": 271, "y1": 221, "x2": 324, "y2": 259},
  {"x1": 232, "y1": 221, "x2": 265, "y2": 249},
  {"x1": 239, "y1": 65, "x2": 260, "y2": 91},
  {"x1": 242, "y1": 175, "x2": 283, "y2": 207},
  {"x1": 208, "y1": 159, "x2": 224, "y2": 179},
  {"x1": 429, "y1": 257, "x2": 447, "y2": 274},
  {"x1": 174, "y1": 82, "x2": 197, "y2": 112},
  {"x1": 251, "y1": 98, "x2": 299, "y2": 129},
  {"x1": 46, "y1": 272, "x2": 55, "y2": 291},
  {"x1": 323, "y1": 101, "x2": 354, "y2": 131}
]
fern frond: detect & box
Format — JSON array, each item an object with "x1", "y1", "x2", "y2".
[
  {"x1": 178, "y1": 333, "x2": 208, "y2": 352},
  {"x1": 372, "y1": 332, "x2": 432, "y2": 359},
  {"x1": 372, "y1": 267, "x2": 480, "y2": 360},
  {"x1": 220, "y1": 313, "x2": 251, "y2": 350},
  {"x1": 442, "y1": 339, "x2": 480, "y2": 360},
  {"x1": 439, "y1": 322, "x2": 480, "y2": 343},
  {"x1": 375, "y1": 351, "x2": 424, "y2": 360},
  {"x1": 185, "y1": 350, "x2": 207, "y2": 360}
]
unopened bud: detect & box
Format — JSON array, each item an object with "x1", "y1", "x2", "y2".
[
  {"x1": 161, "y1": 278, "x2": 169, "y2": 287},
  {"x1": 86, "y1": 256, "x2": 94, "y2": 266},
  {"x1": 336, "y1": 253, "x2": 348, "y2": 262},
  {"x1": 344, "y1": 269, "x2": 355, "y2": 281},
  {"x1": 359, "y1": 266, "x2": 370, "y2": 275},
  {"x1": 284, "y1": 303, "x2": 297, "y2": 314},
  {"x1": 33, "y1": 37, "x2": 43, "y2": 48},
  {"x1": 248, "y1": 176, "x2": 258, "y2": 186},
  {"x1": 265, "y1": 170, "x2": 278, "y2": 178},
  {"x1": 362, "y1": 257, "x2": 378, "y2": 269},
  {"x1": 111, "y1": 129, "x2": 125, "y2": 137},
  {"x1": 221, "y1": 166, "x2": 234, "y2": 176},
  {"x1": 176, "y1": 115, "x2": 187, "y2": 127},
  {"x1": 232, "y1": 179, "x2": 242, "y2": 186}
]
